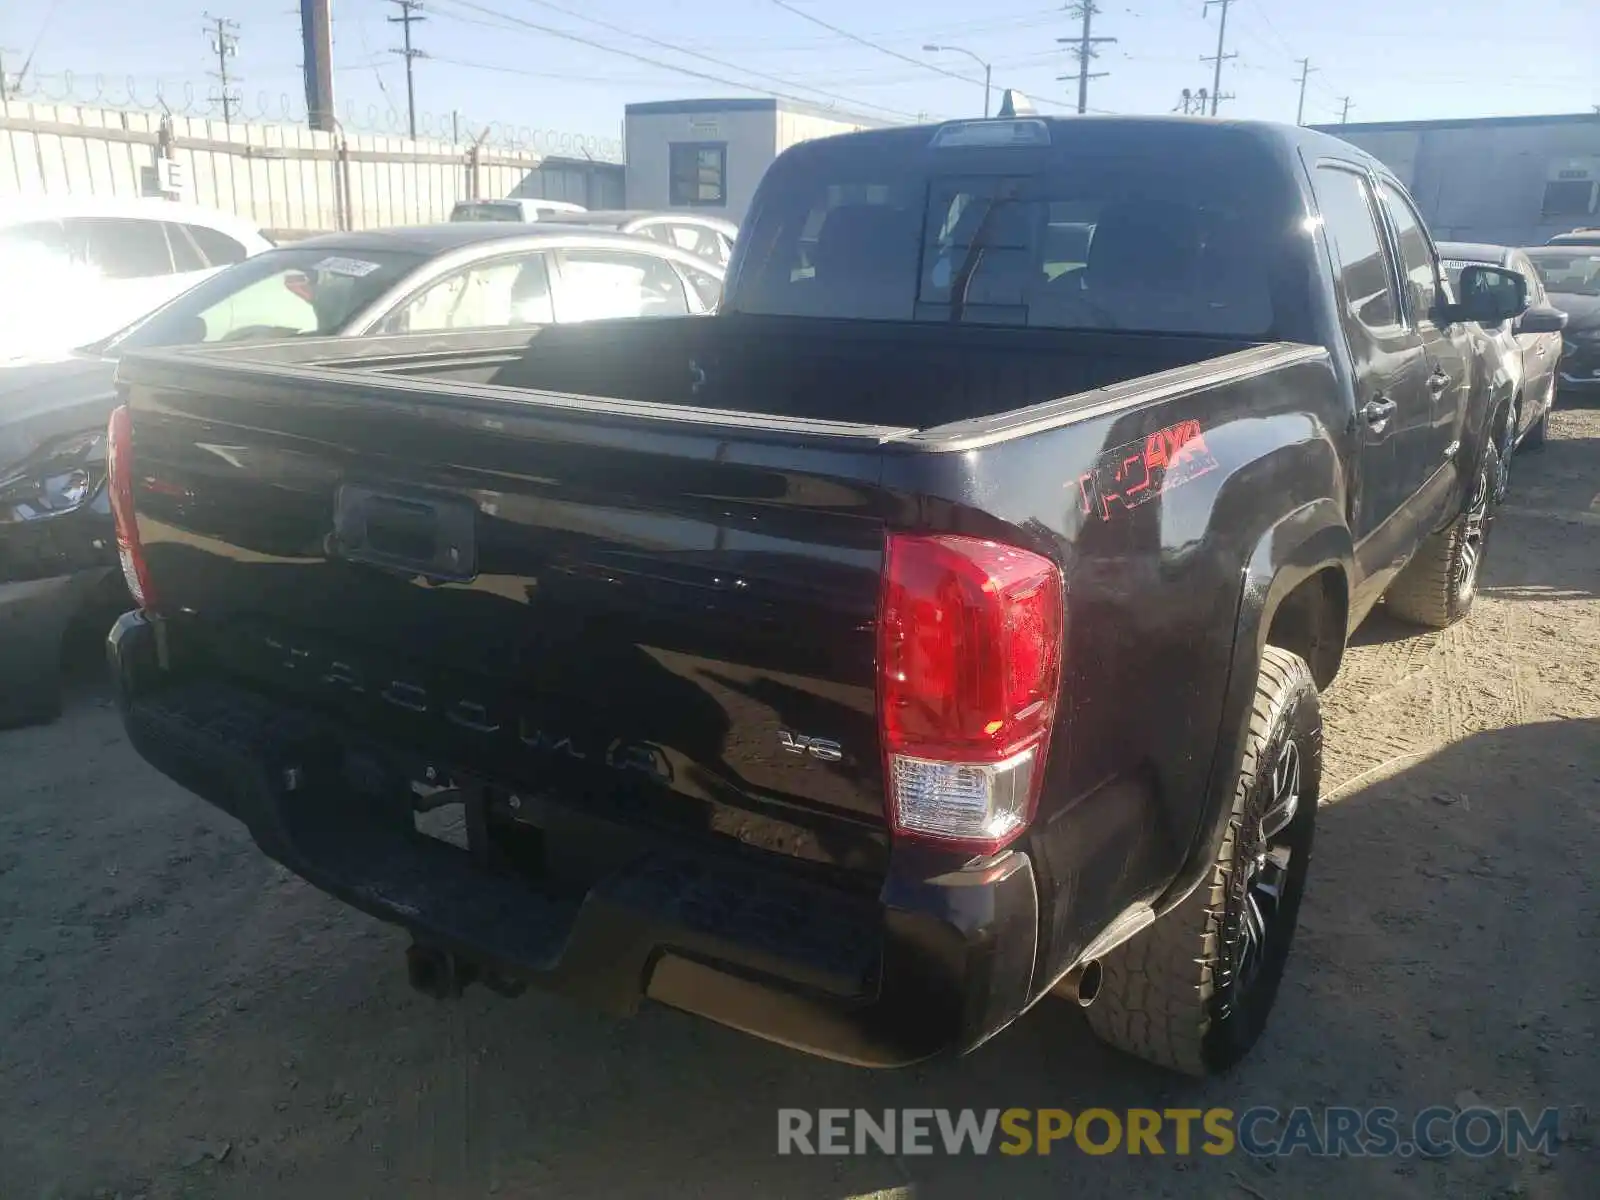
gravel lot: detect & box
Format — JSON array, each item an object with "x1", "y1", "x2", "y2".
[{"x1": 2, "y1": 408, "x2": 1597, "y2": 1200}]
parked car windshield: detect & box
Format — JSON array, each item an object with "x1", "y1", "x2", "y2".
[
  {"x1": 97, "y1": 246, "x2": 426, "y2": 356},
  {"x1": 1523, "y1": 248, "x2": 1600, "y2": 297},
  {"x1": 730, "y1": 123, "x2": 1294, "y2": 337}
]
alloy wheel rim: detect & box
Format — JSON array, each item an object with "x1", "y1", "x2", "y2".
[
  {"x1": 1496, "y1": 412, "x2": 1516, "y2": 504},
  {"x1": 1458, "y1": 461, "x2": 1492, "y2": 604},
  {"x1": 1237, "y1": 738, "x2": 1301, "y2": 995}
]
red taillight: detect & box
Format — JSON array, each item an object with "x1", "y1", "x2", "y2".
[
  {"x1": 107, "y1": 405, "x2": 158, "y2": 610},
  {"x1": 878, "y1": 533, "x2": 1064, "y2": 854}
]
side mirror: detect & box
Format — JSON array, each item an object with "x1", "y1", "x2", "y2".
[
  {"x1": 1514, "y1": 305, "x2": 1568, "y2": 335},
  {"x1": 1443, "y1": 264, "x2": 1529, "y2": 326}
]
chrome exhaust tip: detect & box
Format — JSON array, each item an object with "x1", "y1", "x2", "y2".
[{"x1": 1057, "y1": 958, "x2": 1104, "y2": 1008}]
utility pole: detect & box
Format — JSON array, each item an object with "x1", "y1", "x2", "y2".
[
  {"x1": 300, "y1": 0, "x2": 335, "y2": 132},
  {"x1": 1200, "y1": 0, "x2": 1237, "y2": 116},
  {"x1": 1338, "y1": 96, "x2": 1354, "y2": 124},
  {"x1": 0, "y1": 49, "x2": 10, "y2": 102},
  {"x1": 388, "y1": 0, "x2": 427, "y2": 139},
  {"x1": 1294, "y1": 57, "x2": 1315, "y2": 126},
  {"x1": 204, "y1": 14, "x2": 241, "y2": 125},
  {"x1": 1057, "y1": 1, "x2": 1116, "y2": 115}
]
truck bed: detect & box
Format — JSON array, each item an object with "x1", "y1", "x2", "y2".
[{"x1": 168, "y1": 314, "x2": 1265, "y2": 432}]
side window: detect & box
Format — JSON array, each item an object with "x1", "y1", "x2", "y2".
[
  {"x1": 677, "y1": 263, "x2": 723, "y2": 311},
  {"x1": 186, "y1": 224, "x2": 249, "y2": 267},
  {"x1": 1314, "y1": 167, "x2": 1400, "y2": 333},
  {"x1": 76, "y1": 217, "x2": 175, "y2": 279},
  {"x1": 385, "y1": 254, "x2": 554, "y2": 333},
  {"x1": 554, "y1": 250, "x2": 690, "y2": 322},
  {"x1": 635, "y1": 223, "x2": 674, "y2": 245},
  {"x1": 669, "y1": 223, "x2": 726, "y2": 265},
  {"x1": 163, "y1": 223, "x2": 206, "y2": 273},
  {"x1": 668, "y1": 142, "x2": 727, "y2": 208},
  {"x1": 1377, "y1": 181, "x2": 1441, "y2": 321},
  {"x1": 0, "y1": 220, "x2": 73, "y2": 266}
]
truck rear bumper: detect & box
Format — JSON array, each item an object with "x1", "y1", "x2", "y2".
[{"x1": 109, "y1": 612, "x2": 1041, "y2": 1067}]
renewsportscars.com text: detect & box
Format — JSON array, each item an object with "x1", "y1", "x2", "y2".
[{"x1": 777, "y1": 1106, "x2": 1562, "y2": 1159}]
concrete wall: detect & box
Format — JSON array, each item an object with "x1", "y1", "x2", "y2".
[
  {"x1": 625, "y1": 106, "x2": 776, "y2": 222},
  {"x1": 1324, "y1": 116, "x2": 1600, "y2": 247},
  {"x1": 0, "y1": 100, "x2": 624, "y2": 233}
]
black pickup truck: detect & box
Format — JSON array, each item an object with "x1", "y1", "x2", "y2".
[{"x1": 105, "y1": 115, "x2": 1533, "y2": 1077}]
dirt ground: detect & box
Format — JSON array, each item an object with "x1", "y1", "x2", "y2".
[{"x1": 2, "y1": 409, "x2": 1597, "y2": 1200}]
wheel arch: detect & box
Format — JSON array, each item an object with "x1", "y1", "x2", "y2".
[{"x1": 1155, "y1": 498, "x2": 1351, "y2": 916}]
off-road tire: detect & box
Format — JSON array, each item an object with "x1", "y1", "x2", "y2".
[
  {"x1": 1385, "y1": 441, "x2": 1498, "y2": 628},
  {"x1": 1082, "y1": 646, "x2": 1320, "y2": 1076}
]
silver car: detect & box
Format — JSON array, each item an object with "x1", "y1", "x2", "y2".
[{"x1": 1438, "y1": 241, "x2": 1567, "y2": 478}]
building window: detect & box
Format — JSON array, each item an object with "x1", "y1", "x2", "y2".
[
  {"x1": 669, "y1": 142, "x2": 727, "y2": 208},
  {"x1": 1541, "y1": 179, "x2": 1597, "y2": 218}
]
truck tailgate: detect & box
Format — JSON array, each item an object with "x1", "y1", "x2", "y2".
[{"x1": 122, "y1": 354, "x2": 902, "y2": 883}]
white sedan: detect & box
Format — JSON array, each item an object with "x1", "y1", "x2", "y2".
[{"x1": 0, "y1": 197, "x2": 273, "y2": 366}]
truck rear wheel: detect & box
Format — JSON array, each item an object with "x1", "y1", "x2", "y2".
[
  {"x1": 1082, "y1": 646, "x2": 1320, "y2": 1076},
  {"x1": 1384, "y1": 441, "x2": 1498, "y2": 628}
]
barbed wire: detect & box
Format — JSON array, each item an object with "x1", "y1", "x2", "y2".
[{"x1": 3, "y1": 70, "x2": 624, "y2": 161}]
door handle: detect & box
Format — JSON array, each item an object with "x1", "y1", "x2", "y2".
[
  {"x1": 1362, "y1": 397, "x2": 1396, "y2": 431},
  {"x1": 1427, "y1": 370, "x2": 1451, "y2": 395}
]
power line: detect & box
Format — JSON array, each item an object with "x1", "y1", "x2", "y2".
[
  {"x1": 501, "y1": 0, "x2": 923, "y2": 121},
  {"x1": 387, "y1": 0, "x2": 427, "y2": 139},
  {"x1": 763, "y1": 0, "x2": 1105, "y2": 116},
  {"x1": 203, "y1": 13, "x2": 241, "y2": 125},
  {"x1": 1200, "y1": 0, "x2": 1237, "y2": 116},
  {"x1": 767, "y1": 0, "x2": 984, "y2": 89},
  {"x1": 432, "y1": 0, "x2": 931, "y2": 120},
  {"x1": 1057, "y1": 2, "x2": 1116, "y2": 116},
  {"x1": 1294, "y1": 56, "x2": 1315, "y2": 125}
]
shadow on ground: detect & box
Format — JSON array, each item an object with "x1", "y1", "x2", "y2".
[{"x1": 3, "y1": 716, "x2": 1594, "y2": 1200}]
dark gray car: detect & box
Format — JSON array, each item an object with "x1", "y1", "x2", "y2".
[
  {"x1": 1523, "y1": 245, "x2": 1600, "y2": 402},
  {"x1": 0, "y1": 223, "x2": 725, "y2": 725}
]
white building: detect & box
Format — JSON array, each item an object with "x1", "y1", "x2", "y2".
[{"x1": 624, "y1": 98, "x2": 889, "y2": 224}]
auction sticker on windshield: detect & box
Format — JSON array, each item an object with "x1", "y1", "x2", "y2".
[{"x1": 314, "y1": 256, "x2": 384, "y2": 278}]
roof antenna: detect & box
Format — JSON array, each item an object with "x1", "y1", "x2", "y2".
[{"x1": 996, "y1": 89, "x2": 1036, "y2": 118}]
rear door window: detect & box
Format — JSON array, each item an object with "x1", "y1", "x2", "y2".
[
  {"x1": 552, "y1": 249, "x2": 690, "y2": 321},
  {"x1": 1313, "y1": 166, "x2": 1401, "y2": 333}
]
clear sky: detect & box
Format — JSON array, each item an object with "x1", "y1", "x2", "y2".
[{"x1": 5, "y1": 0, "x2": 1598, "y2": 150}]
